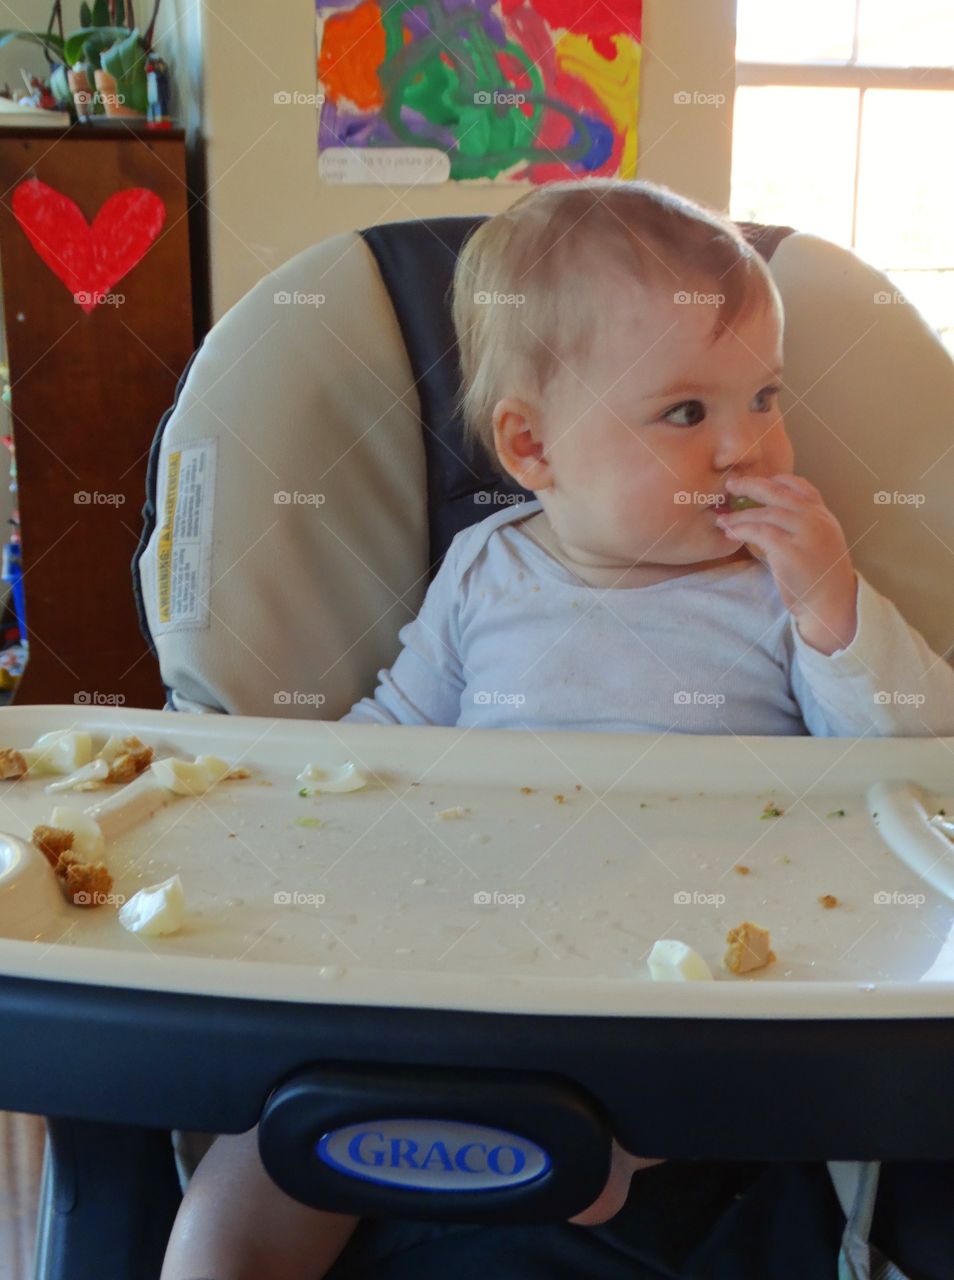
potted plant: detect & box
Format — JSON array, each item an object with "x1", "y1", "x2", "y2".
[{"x1": 0, "y1": 0, "x2": 162, "y2": 120}]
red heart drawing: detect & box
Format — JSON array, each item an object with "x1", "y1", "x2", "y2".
[{"x1": 11, "y1": 178, "x2": 166, "y2": 314}]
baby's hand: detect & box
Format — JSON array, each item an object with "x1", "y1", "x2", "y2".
[{"x1": 714, "y1": 474, "x2": 858, "y2": 656}]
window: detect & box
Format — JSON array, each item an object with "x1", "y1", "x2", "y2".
[{"x1": 731, "y1": 0, "x2": 954, "y2": 357}]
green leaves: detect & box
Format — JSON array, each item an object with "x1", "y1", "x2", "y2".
[
  {"x1": 64, "y1": 25, "x2": 128, "y2": 66},
  {"x1": 0, "y1": 29, "x2": 67, "y2": 61},
  {"x1": 100, "y1": 27, "x2": 148, "y2": 114}
]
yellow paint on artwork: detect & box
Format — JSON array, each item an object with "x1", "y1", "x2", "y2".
[{"x1": 554, "y1": 32, "x2": 640, "y2": 178}]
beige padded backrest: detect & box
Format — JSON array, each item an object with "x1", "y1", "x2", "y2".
[
  {"x1": 137, "y1": 228, "x2": 953, "y2": 719},
  {"x1": 769, "y1": 233, "x2": 953, "y2": 664},
  {"x1": 138, "y1": 231, "x2": 429, "y2": 719}
]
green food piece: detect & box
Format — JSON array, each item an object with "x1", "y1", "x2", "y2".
[
  {"x1": 728, "y1": 495, "x2": 764, "y2": 512},
  {"x1": 298, "y1": 786, "x2": 310, "y2": 797},
  {"x1": 826, "y1": 809, "x2": 846, "y2": 818},
  {"x1": 760, "y1": 803, "x2": 783, "y2": 819},
  {"x1": 295, "y1": 817, "x2": 322, "y2": 828}
]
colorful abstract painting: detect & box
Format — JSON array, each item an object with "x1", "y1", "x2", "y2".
[{"x1": 315, "y1": 0, "x2": 642, "y2": 184}]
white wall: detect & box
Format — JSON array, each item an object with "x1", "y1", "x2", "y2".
[{"x1": 194, "y1": 0, "x2": 738, "y2": 320}]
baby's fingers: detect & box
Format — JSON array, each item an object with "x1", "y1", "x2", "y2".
[{"x1": 715, "y1": 507, "x2": 800, "y2": 538}]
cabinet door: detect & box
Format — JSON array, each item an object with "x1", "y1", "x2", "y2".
[{"x1": 0, "y1": 128, "x2": 195, "y2": 708}]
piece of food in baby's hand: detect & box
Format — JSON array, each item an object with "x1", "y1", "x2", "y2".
[
  {"x1": 118, "y1": 874, "x2": 185, "y2": 936},
  {"x1": 647, "y1": 939, "x2": 714, "y2": 981},
  {"x1": 723, "y1": 921, "x2": 775, "y2": 974},
  {"x1": 727, "y1": 495, "x2": 766, "y2": 558}
]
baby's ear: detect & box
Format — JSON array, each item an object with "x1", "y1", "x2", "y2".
[{"x1": 492, "y1": 396, "x2": 551, "y2": 490}]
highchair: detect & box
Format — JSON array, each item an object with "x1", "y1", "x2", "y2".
[{"x1": 12, "y1": 209, "x2": 954, "y2": 1279}]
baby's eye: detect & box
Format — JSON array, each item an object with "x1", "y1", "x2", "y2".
[
  {"x1": 752, "y1": 385, "x2": 781, "y2": 412},
  {"x1": 662, "y1": 399, "x2": 705, "y2": 427}
]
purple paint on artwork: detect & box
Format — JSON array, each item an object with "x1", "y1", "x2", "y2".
[
  {"x1": 404, "y1": 6, "x2": 432, "y2": 38},
  {"x1": 399, "y1": 104, "x2": 456, "y2": 148},
  {"x1": 445, "y1": 0, "x2": 506, "y2": 43},
  {"x1": 319, "y1": 103, "x2": 398, "y2": 149}
]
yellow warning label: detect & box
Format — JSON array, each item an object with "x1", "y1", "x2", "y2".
[{"x1": 157, "y1": 450, "x2": 180, "y2": 624}]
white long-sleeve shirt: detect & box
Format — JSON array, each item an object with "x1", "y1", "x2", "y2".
[{"x1": 341, "y1": 497, "x2": 954, "y2": 737}]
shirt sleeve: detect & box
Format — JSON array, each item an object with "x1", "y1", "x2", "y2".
[
  {"x1": 338, "y1": 540, "x2": 466, "y2": 727},
  {"x1": 789, "y1": 571, "x2": 954, "y2": 736}
]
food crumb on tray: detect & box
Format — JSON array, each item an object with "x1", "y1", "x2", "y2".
[
  {"x1": 724, "y1": 921, "x2": 776, "y2": 974},
  {"x1": 818, "y1": 894, "x2": 839, "y2": 909},
  {"x1": 33, "y1": 823, "x2": 114, "y2": 906},
  {"x1": 734, "y1": 864, "x2": 751, "y2": 876},
  {"x1": 647, "y1": 939, "x2": 713, "y2": 982},
  {"x1": 0, "y1": 747, "x2": 28, "y2": 779},
  {"x1": 435, "y1": 806, "x2": 470, "y2": 820}
]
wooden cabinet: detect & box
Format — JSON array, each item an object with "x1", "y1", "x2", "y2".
[{"x1": 0, "y1": 126, "x2": 196, "y2": 708}]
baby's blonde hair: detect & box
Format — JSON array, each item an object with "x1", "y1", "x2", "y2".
[{"x1": 449, "y1": 178, "x2": 782, "y2": 477}]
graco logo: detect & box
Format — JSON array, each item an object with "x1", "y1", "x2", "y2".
[{"x1": 317, "y1": 1118, "x2": 550, "y2": 1191}]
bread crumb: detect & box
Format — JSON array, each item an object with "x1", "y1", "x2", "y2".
[
  {"x1": 435, "y1": 806, "x2": 469, "y2": 820},
  {"x1": 101, "y1": 736, "x2": 154, "y2": 783},
  {"x1": 32, "y1": 824, "x2": 113, "y2": 904},
  {"x1": 0, "y1": 747, "x2": 28, "y2": 779},
  {"x1": 520, "y1": 786, "x2": 535, "y2": 794},
  {"x1": 734, "y1": 865, "x2": 751, "y2": 876},
  {"x1": 32, "y1": 824, "x2": 74, "y2": 869},
  {"x1": 724, "y1": 921, "x2": 775, "y2": 974},
  {"x1": 61, "y1": 859, "x2": 113, "y2": 903},
  {"x1": 553, "y1": 794, "x2": 566, "y2": 804},
  {"x1": 819, "y1": 894, "x2": 839, "y2": 909}
]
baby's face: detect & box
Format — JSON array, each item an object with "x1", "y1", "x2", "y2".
[{"x1": 527, "y1": 281, "x2": 794, "y2": 574}]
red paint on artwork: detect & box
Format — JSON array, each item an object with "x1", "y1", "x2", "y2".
[{"x1": 503, "y1": 0, "x2": 641, "y2": 59}]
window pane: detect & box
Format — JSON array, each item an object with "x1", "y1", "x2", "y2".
[
  {"x1": 736, "y1": 0, "x2": 855, "y2": 62},
  {"x1": 883, "y1": 271, "x2": 954, "y2": 356},
  {"x1": 856, "y1": 90, "x2": 954, "y2": 266},
  {"x1": 730, "y1": 88, "x2": 857, "y2": 247},
  {"x1": 858, "y1": 0, "x2": 954, "y2": 66}
]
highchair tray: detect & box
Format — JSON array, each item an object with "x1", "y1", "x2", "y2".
[{"x1": 1, "y1": 704, "x2": 954, "y2": 1161}]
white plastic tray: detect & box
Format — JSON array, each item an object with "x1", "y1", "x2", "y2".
[{"x1": 2, "y1": 706, "x2": 954, "y2": 1020}]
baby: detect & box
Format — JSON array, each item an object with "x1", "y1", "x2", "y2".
[{"x1": 161, "y1": 180, "x2": 954, "y2": 1280}]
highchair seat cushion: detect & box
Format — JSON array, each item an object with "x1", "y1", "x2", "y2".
[{"x1": 134, "y1": 222, "x2": 953, "y2": 720}]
